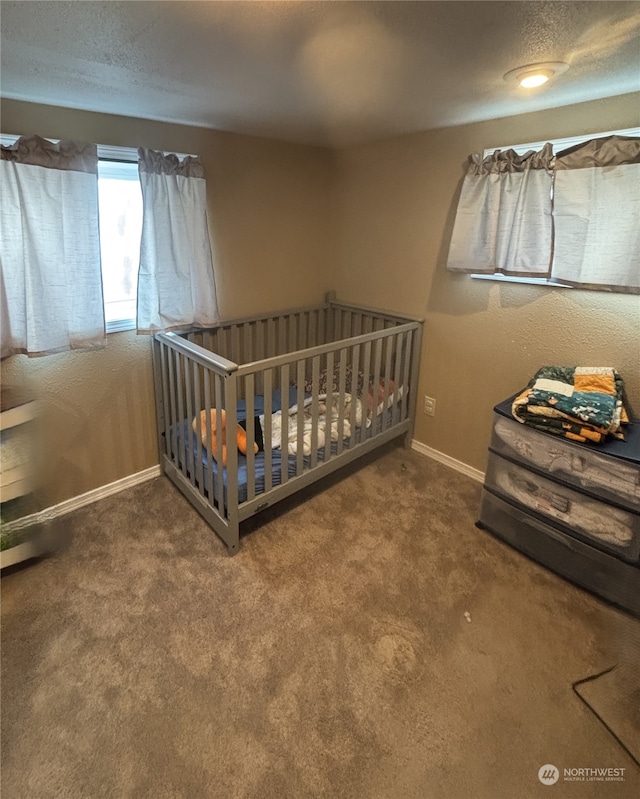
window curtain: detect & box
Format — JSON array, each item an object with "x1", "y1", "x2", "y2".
[
  {"x1": 446, "y1": 144, "x2": 554, "y2": 276},
  {"x1": 0, "y1": 135, "x2": 105, "y2": 357},
  {"x1": 136, "y1": 148, "x2": 219, "y2": 333},
  {"x1": 551, "y1": 135, "x2": 640, "y2": 294}
]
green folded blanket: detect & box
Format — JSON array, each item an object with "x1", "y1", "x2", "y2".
[{"x1": 512, "y1": 366, "x2": 628, "y2": 443}]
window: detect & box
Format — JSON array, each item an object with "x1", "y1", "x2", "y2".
[
  {"x1": 448, "y1": 132, "x2": 640, "y2": 293},
  {"x1": 1, "y1": 135, "x2": 143, "y2": 333},
  {"x1": 1, "y1": 137, "x2": 199, "y2": 334},
  {"x1": 97, "y1": 156, "x2": 142, "y2": 332}
]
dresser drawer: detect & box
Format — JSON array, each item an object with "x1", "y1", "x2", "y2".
[
  {"x1": 477, "y1": 489, "x2": 640, "y2": 617},
  {"x1": 484, "y1": 450, "x2": 640, "y2": 561},
  {"x1": 490, "y1": 412, "x2": 640, "y2": 513}
]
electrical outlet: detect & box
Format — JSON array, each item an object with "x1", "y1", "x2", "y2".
[{"x1": 423, "y1": 395, "x2": 436, "y2": 416}]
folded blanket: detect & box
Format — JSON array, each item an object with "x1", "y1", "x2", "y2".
[{"x1": 512, "y1": 366, "x2": 628, "y2": 443}]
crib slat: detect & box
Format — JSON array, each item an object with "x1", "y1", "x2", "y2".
[
  {"x1": 225, "y1": 373, "x2": 239, "y2": 542},
  {"x1": 203, "y1": 372, "x2": 215, "y2": 506},
  {"x1": 159, "y1": 342, "x2": 171, "y2": 458},
  {"x1": 308, "y1": 310, "x2": 317, "y2": 348},
  {"x1": 278, "y1": 317, "x2": 287, "y2": 357},
  {"x1": 361, "y1": 339, "x2": 372, "y2": 443},
  {"x1": 280, "y1": 363, "x2": 290, "y2": 484},
  {"x1": 336, "y1": 348, "x2": 347, "y2": 456},
  {"x1": 381, "y1": 333, "x2": 393, "y2": 434},
  {"x1": 299, "y1": 312, "x2": 308, "y2": 351},
  {"x1": 371, "y1": 337, "x2": 383, "y2": 430},
  {"x1": 318, "y1": 306, "x2": 326, "y2": 346},
  {"x1": 256, "y1": 319, "x2": 265, "y2": 362},
  {"x1": 245, "y1": 373, "x2": 256, "y2": 503},
  {"x1": 244, "y1": 322, "x2": 252, "y2": 364},
  {"x1": 231, "y1": 324, "x2": 241, "y2": 365},
  {"x1": 310, "y1": 354, "x2": 320, "y2": 470},
  {"x1": 175, "y1": 352, "x2": 186, "y2": 477},
  {"x1": 344, "y1": 310, "x2": 352, "y2": 339},
  {"x1": 296, "y1": 359, "x2": 305, "y2": 476},
  {"x1": 216, "y1": 327, "x2": 225, "y2": 360},
  {"x1": 401, "y1": 329, "x2": 413, "y2": 422},
  {"x1": 333, "y1": 307, "x2": 341, "y2": 343},
  {"x1": 193, "y1": 362, "x2": 204, "y2": 495},
  {"x1": 184, "y1": 353, "x2": 196, "y2": 486},
  {"x1": 353, "y1": 312, "x2": 362, "y2": 337},
  {"x1": 288, "y1": 314, "x2": 297, "y2": 355},
  {"x1": 264, "y1": 368, "x2": 273, "y2": 493},
  {"x1": 324, "y1": 350, "x2": 334, "y2": 462},
  {"x1": 349, "y1": 342, "x2": 360, "y2": 448},
  {"x1": 214, "y1": 374, "x2": 225, "y2": 515},
  {"x1": 392, "y1": 332, "x2": 403, "y2": 426},
  {"x1": 167, "y1": 348, "x2": 178, "y2": 464},
  {"x1": 267, "y1": 318, "x2": 276, "y2": 359}
]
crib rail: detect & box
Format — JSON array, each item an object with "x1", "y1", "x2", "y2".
[
  {"x1": 233, "y1": 322, "x2": 418, "y2": 515},
  {"x1": 152, "y1": 294, "x2": 423, "y2": 554}
]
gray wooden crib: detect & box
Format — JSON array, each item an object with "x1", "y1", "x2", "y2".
[{"x1": 152, "y1": 293, "x2": 423, "y2": 554}]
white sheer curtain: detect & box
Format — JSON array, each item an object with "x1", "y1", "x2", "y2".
[
  {"x1": 551, "y1": 136, "x2": 640, "y2": 293},
  {"x1": 446, "y1": 144, "x2": 554, "y2": 276},
  {"x1": 0, "y1": 136, "x2": 105, "y2": 357},
  {"x1": 136, "y1": 148, "x2": 219, "y2": 333}
]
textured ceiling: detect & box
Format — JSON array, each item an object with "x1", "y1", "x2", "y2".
[{"x1": 1, "y1": 1, "x2": 639, "y2": 146}]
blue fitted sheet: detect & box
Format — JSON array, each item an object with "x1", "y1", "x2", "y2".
[{"x1": 169, "y1": 388, "x2": 400, "y2": 505}]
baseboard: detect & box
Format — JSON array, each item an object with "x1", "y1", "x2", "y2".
[
  {"x1": 411, "y1": 440, "x2": 485, "y2": 483},
  {"x1": 2, "y1": 445, "x2": 482, "y2": 533},
  {"x1": 1, "y1": 465, "x2": 162, "y2": 533}
]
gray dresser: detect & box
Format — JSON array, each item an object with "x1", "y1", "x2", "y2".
[{"x1": 477, "y1": 397, "x2": 640, "y2": 616}]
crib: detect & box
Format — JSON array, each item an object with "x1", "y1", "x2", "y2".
[{"x1": 152, "y1": 293, "x2": 423, "y2": 554}]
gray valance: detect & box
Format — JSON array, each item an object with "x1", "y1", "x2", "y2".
[
  {"x1": 466, "y1": 143, "x2": 554, "y2": 175},
  {"x1": 0, "y1": 135, "x2": 98, "y2": 174},
  {"x1": 555, "y1": 135, "x2": 640, "y2": 170},
  {"x1": 138, "y1": 147, "x2": 205, "y2": 179}
]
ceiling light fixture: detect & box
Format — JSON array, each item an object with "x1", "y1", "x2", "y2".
[{"x1": 504, "y1": 61, "x2": 569, "y2": 88}]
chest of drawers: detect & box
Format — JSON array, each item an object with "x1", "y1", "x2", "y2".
[{"x1": 477, "y1": 397, "x2": 640, "y2": 616}]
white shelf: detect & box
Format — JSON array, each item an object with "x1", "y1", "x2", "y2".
[
  {"x1": 0, "y1": 468, "x2": 34, "y2": 502},
  {"x1": 0, "y1": 400, "x2": 38, "y2": 431},
  {"x1": 0, "y1": 537, "x2": 44, "y2": 569}
]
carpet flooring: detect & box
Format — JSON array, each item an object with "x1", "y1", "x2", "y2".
[{"x1": 2, "y1": 443, "x2": 639, "y2": 799}]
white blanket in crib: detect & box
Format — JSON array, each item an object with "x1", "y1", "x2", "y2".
[
  {"x1": 262, "y1": 387, "x2": 404, "y2": 456},
  {"x1": 262, "y1": 392, "x2": 368, "y2": 456}
]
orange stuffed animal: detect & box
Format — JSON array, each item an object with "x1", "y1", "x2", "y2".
[{"x1": 192, "y1": 409, "x2": 258, "y2": 466}]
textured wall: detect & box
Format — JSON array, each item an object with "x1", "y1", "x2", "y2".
[
  {"x1": 1, "y1": 99, "x2": 338, "y2": 508},
  {"x1": 3, "y1": 94, "x2": 639, "y2": 508},
  {"x1": 334, "y1": 92, "x2": 640, "y2": 472}
]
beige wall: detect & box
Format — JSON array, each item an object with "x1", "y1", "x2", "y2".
[
  {"x1": 335, "y1": 93, "x2": 640, "y2": 472},
  {"x1": 1, "y1": 99, "x2": 338, "y2": 507},
  {"x1": 3, "y1": 93, "x2": 639, "y2": 508}
]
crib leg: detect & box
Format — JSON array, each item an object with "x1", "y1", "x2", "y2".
[
  {"x1": 403, "y1": 430, "x2": 413, "y2": 450},
  {"x1": 226, "y1": 525, "x2": 240, "y2": 556}
]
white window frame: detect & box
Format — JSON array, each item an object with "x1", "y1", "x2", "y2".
[{"x1": 472, "y1": 126, "x2": 640, "y2": 287}]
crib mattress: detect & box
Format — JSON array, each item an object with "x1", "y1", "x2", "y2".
[
  {"x1": 491, "y1": 396, "x2": 640, "y2": 512},
  {"x1": 168, "y1": 388, "x2": 400, "y2": 505}
]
